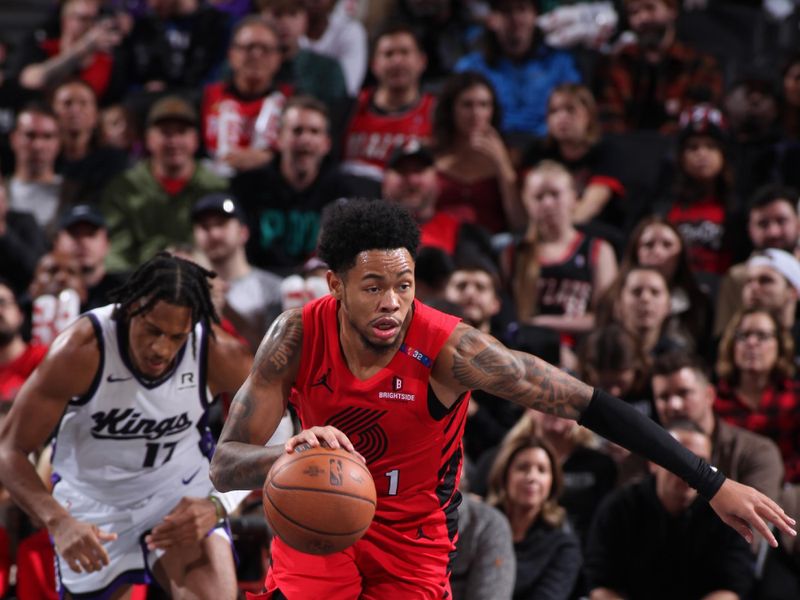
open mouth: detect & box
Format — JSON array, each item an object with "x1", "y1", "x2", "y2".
[{"x1": 371, "y1": 318, "x2": 400, "y2": 340}]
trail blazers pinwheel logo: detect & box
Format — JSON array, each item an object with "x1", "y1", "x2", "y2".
[{"x1": 325, "y1": 407, "x2": 388, "y2": 462}]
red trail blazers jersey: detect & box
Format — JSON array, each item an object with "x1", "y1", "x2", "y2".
[
  {"x1": 291, "y1": 295, "x2": 470, "y2": 532},
  {"x1": 341, "y1": 89, "x2": 435, "y2": 181}
]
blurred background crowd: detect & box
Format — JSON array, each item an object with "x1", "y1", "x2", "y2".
[{"x1": 1, "y1": 0, "x2": 800, "y2": 598}]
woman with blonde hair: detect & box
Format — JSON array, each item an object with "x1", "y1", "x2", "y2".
[
  {"x1": 522, "y1": 84, "x2": 625, "y2": 226},
  {"x1": 715, "y1": 308, "x2": 800, "y2": 483},
  {"x1": 512, "y1": 160, "x2": 617, "y2": 366},
  {"x1": 487, "y1": 435, "x2": 581, "y2": 600}
]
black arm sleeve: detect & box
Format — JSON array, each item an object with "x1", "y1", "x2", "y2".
[{"x1": 578, "y1": 388, "x2": 726, "y2": 500}]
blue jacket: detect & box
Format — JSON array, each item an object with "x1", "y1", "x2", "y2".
[{"x1": 455, "y1": 45, "x2": 580, "y2": 136}]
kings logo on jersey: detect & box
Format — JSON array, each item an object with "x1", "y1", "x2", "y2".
[{"x1": 90, "y1": 408, "x2": 193, "y2": 440}]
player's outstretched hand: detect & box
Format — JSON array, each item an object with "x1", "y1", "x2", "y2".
[
  {"x1": 51, "y1": 516, "x2": 116, "y2": 573},
  {"x1": 710, "y1": 479, "x2": 797, "y2": 547},
  {"x1": 285, "y1": 426, "x2": 366, "y2": 463},
  {"x1": 145, "y1": 497, "x2": 218, "y2": 550}
]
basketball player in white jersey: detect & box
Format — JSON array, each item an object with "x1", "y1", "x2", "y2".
[{"x1": 0, "y1": 253, "x2": 252, "y2": 598}]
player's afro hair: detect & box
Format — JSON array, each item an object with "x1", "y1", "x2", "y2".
[{"x1": 317, "y1": 199, "x2": 420, "y2": 273}]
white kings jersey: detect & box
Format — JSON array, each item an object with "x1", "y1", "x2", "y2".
[{"x1": 51, "y1": 305, "x2": 216, "y2": 505}]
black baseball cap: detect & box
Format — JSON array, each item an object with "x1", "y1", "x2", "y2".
[
  {"x1": 386, "y1": 139, "x2": 434, "y2": 170},
  {"x1": 191, "y1": 193, "x2": 245, "y2": 222},
  {"x1": 59, "y1": 204, "x2": 106, "y2": 230}
]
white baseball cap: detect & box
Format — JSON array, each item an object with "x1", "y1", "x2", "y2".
[{"x1": 748, "y1": 248, "x2": 800, "y2": 294}]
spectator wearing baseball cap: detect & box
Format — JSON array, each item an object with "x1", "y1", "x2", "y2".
[
  {"x1": 53, "y1": 204, "x2": 127, "y2": 310},
  {"x1": 192, "y1": 193, "x2": 283, "y2": 352},
  {"x1": 100, "y1": 95, "x2": 228, "y2": 272},
  {"x1": 383, "y1": 139, "x2": 489, "y2": 259},
  {"x1": 742, "y1": 248, "x2": 800, "y2": 355},
  {"x1": 656, "y1": 104, "x2": 736, "y2": 281}
]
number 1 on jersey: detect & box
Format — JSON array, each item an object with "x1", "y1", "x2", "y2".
[{"x1": 384, "y1": 469, "x2": 399, "y2": 496}]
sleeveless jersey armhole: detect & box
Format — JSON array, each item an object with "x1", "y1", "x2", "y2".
[{"x1": 70, "y1": 313, "x2": 105, "y2": 407}]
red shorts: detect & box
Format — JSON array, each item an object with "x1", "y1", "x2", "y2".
[{"x1": 249, "y1": 518, "x2": 454, "y2": 600}]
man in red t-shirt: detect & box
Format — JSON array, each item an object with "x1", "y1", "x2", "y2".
[
  {"x1": 341, "y1": 24, "x2": 434, "y2": 184},
  {"x1": 201, "y1": 16, "x2": 288, "y2": 176},
  {"x1": 0, "y1": 280, "x2": 47, "y2": 405}
]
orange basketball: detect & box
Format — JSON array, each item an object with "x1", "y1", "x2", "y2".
[{"x1": 263, "y1": 444, "x2": 376, "y2": 555}]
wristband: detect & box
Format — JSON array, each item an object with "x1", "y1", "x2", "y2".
[
  {"x1": 207, "y1": 494, "x2": 227, "y2": 524},
  {"x1": 578, "y1": 388, "x2": 726, "y2": 500}
]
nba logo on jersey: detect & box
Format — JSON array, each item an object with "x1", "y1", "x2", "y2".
[{"x1": 392, "y1": 377, "x2": 403, "y2": 391}]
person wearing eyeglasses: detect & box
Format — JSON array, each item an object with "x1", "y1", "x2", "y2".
[
  {"x1": 715, "y1": 308, "x2": 800, "y2": 484},
  {"x1": 256, "y1": 0, "x2": 348, "y2": 135},
  {"x1": 201, "y1": 16, "x2": 287, "y2": 176}
]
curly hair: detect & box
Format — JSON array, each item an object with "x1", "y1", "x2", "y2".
[{"x1": 317, "y1": 199, "x2": 420, "y2": 274}]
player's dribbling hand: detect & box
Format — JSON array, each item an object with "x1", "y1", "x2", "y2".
[
  {"x1": 710, "y1": 479, "x2": 797, "y2": 547},
  {"x1": 144, "y1": 497, "x2": 218, "y2": 550},
  {"x1": 51, "y1": 516, "x2": 116, "y2": 573},
  {"x1": 285, "y1": 426, "x2": 366, "y2": 463}
]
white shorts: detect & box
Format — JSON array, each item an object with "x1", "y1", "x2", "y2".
[{"x1": 52, "y1": 472, "x2": 231, "y2": 596}]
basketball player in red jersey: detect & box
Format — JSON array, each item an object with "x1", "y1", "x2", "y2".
[
  {"x1": 211, "y1": 200, "x2": 796, "y2": 600},
  {"x1": 340, "y1": 24, "x2": 434, "y2": 183}
]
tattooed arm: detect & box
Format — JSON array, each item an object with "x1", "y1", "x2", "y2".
[
  {"x1": 210, "y1": 310, "x2": 303, "y2": 491},
  {"x1": 432, "y1": 323, "x2": 593, "y2": 418},
  {"x1": 434, "y1": 323, "x2": 798, "y2": 547}
]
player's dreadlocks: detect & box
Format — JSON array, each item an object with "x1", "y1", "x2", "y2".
[{"x1": 109, "y1": 252, "x2": 220, "y2": 354}]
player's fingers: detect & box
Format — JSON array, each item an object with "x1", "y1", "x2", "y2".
[
  {"x1": 319, "y1": 428, "x2": 343, "y2": 449},
  {"x1": 75, "y1": 547, "x2": 98, "y2": 573},
  {"x1": 759, "y1": 499, "x2": 797, "y2": 536},
  {"x1": 749, "y1": 513, "x2": 777, "y2": 548},
  {"x1": 755, "y1": 504, "x2": 795, "y2": 544},
  {"x1": 144, "y1": 532, "x2": 171, "y2": 550},
  {"x1": 65, "y1": 554, "x2": 83, "y2": 574},
  {"x1": 88, "y1": 542, "x2": 111, "y2": 567},
  {"x1": 149, "y1": 521, "x2": 178, "y2": 538},
  {"x1": 727, "y1": 515, "x2": 754, "y2": 545},
  {"x1": 286, "y1": 432, "x2": 319, "y2": 452},
  {"x1": 94, "y1": 526, "x2": 118, "y2": 544}
]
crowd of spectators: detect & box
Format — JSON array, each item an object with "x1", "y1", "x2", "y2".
[{"x1": 2, "y1": 0, "x2": 800, "y2": 598}]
